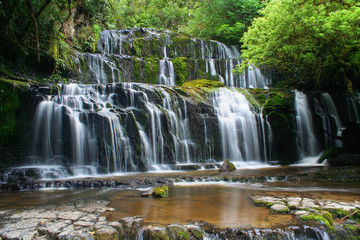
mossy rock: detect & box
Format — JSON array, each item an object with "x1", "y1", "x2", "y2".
[
  {"x1": 152, "y1": 185, "x2": 169, "y2": 198},
  {"x1": 318, "y1": 147, "x2": 343, "y2": 164},
  {"x1": 144, "y1": 226, "x2": 170, "y2": 240},
  {"x1": 300, "y1": 213, "x2": 335, "y2": 233},
  {"x1": 166, "y1": 225, "x2": 191, "y2": 240},
  {"x1": 218, "y1": 159, "x2": 236, "y2": 172},
  {"x1": 270, "y1": 204, "x2": 291, "y2": 214},
  {"x1": 182, "y1": 79, "x2": 224, "y2": 88}
]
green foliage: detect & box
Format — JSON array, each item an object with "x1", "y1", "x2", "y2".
[
  {"x1": 0, "y1": 80, "x2": 20, "y2": 146},
  {"x1": 181, "y1": 0, "x2": 262, "y2": 45},
  {"x1": 105, "y1": 0, "x2": 197, "y2": 31},
  {"x1": 240, "y1": 0, "x2": 360, "y2": 91}
]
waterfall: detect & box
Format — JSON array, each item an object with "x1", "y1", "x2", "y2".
[
  {"x1": 212, "y1": 88, "x2": 269, "y2": 162},
  {"x1": 159, "y1": 59, "x2": 175, "y2": 85},
  {"x1": 313, "y1": 93, "x2": 343, "y2": 148},
  {"x1": 30, "y1": 84, "x2": 134, "y2": 173},
  {"x1": 295, "y1": 91, "x2": 320, "y2": 158}
]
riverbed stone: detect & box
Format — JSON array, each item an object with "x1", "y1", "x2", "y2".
[
  {"x1": 167, "y1": 224, "x2": 194, "y2": 240},
  {"x1": 58, "y1": 231, "x2": 95, "y2": 240},
  {"x1": 74, "y1": 221, "x2": 94, "y2": 228},
  {"x1": 143, "y1": 226, "x2": 170, "y2": 240},
  {"x1": 300, "y1": 198, "x2": 319, "y2": 210},
  {"x1": 58, "y1": 211, "x2": 85, "y2": 221},
  {"x1": 40, "y1": 220, "x2": 72, "y2": 237},
  {"x1": 95, "y1": 226, "x2": 119, "y2": 240},
  {"x1": 36, "y1": 210, "x2": 58, "y2": 219},
  {"x1": 252, "y1": 196, "x2": 284, "y2": 206},
  {"x1": 185, "y1": 225, "x2": 205, "y2": 240},
  {"x1": 94, "y1": 222, "x2": 109, "y2": 230},
  {"x1": 1, "y1": 229, "x2": 37, "y2": 240},
  {"x1": 270, "y1": 204, "x2": 291, "y2": 214},
  {"x1": 294, "y1": 210, "x2": 311, "y2": 218},
  {"x1": 79, "y1": 214, "x2": 98, "y2": 222},
  {"x1": 108, "y1": 221, "x2": 122, "y2": 231},
  {"x1": 141, "y1": 187, "x2": 154, "y2": 197},
  {"x1": 287, "y1": 201, "x2": 300, "y2": 209}
]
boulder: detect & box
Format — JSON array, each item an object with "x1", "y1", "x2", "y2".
[
  {"x1": 218, "y1": 159, "x2": 236, "y2": 172},
  {"x1": 152, "y1": 185, "x2": 169, "y2": 198}
]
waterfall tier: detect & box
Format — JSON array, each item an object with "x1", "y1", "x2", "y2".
[
  {"x1": 68, "y1": 28, "x2": 270, "y2": 88},
  {"x1": 26, "y1": 83, "x2": 272, "y2": 176}
]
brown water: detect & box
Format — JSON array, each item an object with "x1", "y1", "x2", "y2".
[
  {"x1": 1, "y1": 168, "x2": 360, "y2": 228},
  {"x1": 104, "y1": 184, "x2": 295, "y2": 228}
]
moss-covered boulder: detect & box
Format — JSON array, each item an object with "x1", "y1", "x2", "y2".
[
  {"x1": 270, "y1": 204, "x2": 291, "y2": 214},
  {"x1": 218, "y1": 159, "x2": 236, "y2": 172},
  {"x1": 152, "y1": 185, "x2": 169, "y2": 198}
]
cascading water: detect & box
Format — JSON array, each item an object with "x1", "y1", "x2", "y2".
[
  {"x1": 294, "y1": 91, "x2": 320, "y2": 158},
  {"x1": 69, "y1": 28, "x2": 270, "y2": 88},
  {"x1": 29, "y1": 84, "x2": 134, "y2": 174},
  {"x1": 212, "y1": 88, "x2": 270, "y2": 162},
  {"x1": 313, "y1": 93, "x2": 343, "y2": 148}
]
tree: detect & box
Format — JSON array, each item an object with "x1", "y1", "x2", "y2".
[
  {"x1": 181, "y1": 0, "x2": 262, "y2": 45},
  {"x1": 240, "y1": 0, "x2": 360, "y2": 92}
]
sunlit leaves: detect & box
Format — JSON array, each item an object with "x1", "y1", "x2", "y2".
[{"x1": 240, "y1": 0, "x2": 360, "y2": 90}]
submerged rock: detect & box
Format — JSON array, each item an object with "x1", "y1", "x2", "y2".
[{"x1": 218, "y1": 159, "x2": 236, "y2": 172}]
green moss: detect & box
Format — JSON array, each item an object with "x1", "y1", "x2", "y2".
[
  {"x1": 132, "y1": 38, "x2": 144, "y2": 56},
  {"x1": 172, "y1": 57, "x2": 189, "y2": 85},
  {"x1": 132, "y1": 57, "x2": 142, "y2": 81},
  {"x1": 344, "y1": 224, "x2": 360, "y2": 236},
  {"x1": 144, "y1": 58, "x2": 160, "y2": 84},
  {"x1": 176, "y1": 230, "x2": 190, "y2": 240},
  {"x1": 149, "y1": 229, "x2": 170, "y2": 240},
  {"x1": 253, "y1": 200, "x2": 268, "y2": 206},
  {"x1": 329, "y1": 208, "x2": 350, "y2": 219},
  {"x1": 182, "y1": 79, "x2": 224, "y2": 88},
  {"x1": 173, "y1": 36, "x2": 192, "y2": 45},
  {"x1": 153, "y1": 185, "x2": 169, "y2": 198},
  {"x1": 300, "y1": 213, "x2": 336, "y2": 233}
]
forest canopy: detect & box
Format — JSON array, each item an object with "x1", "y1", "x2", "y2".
[
  {"x1": 240, "y1": 0, "x2": 360, "y2": 92},
  {"x1": 0, "y1": 0, "x2": 359, "y2": 91}
]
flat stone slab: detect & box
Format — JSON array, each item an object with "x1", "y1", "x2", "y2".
[{"x1": 270, "y1": 204, "x2": 290, "y2": 214}]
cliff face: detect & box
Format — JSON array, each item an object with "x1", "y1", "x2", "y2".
[{"x1": 1, "y1": 29, "x2": 359, "y2": 175}]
